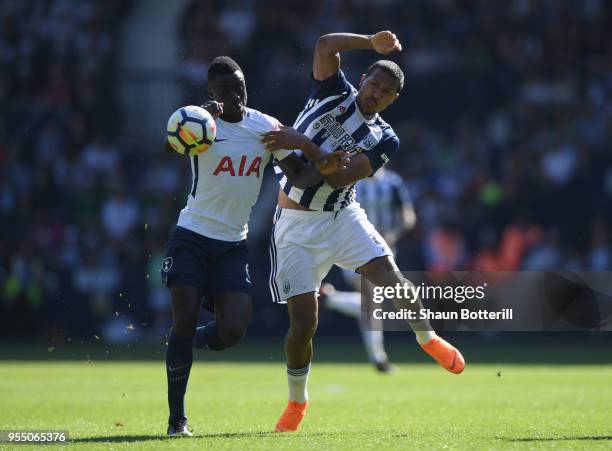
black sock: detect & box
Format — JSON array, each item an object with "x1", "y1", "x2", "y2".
[
  {"x1": 166, "y1": 330, "x2": 193, "y2": 424},
  {"x1": 192, "y1": 321, "x2": 228, "y2": 351}
]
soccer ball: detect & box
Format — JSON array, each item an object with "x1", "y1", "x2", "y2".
[{"x1": 166, "y1": 105, "x2": 216, "y2": 155}]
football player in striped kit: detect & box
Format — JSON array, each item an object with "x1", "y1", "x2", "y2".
[
  {"x1": 262, "y1": 31, "x2": 465, "y2": 432},
  {"x1": 320, "y1": 167, "x2": 417, "y2": 373}
]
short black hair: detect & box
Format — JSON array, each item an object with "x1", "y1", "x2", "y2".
[
  {"x1": 208, "y1": 56, "x2": 243, "y2": 81},
  {"x1": 365, "y1": 60, "x2": 404, "y2": 93}
]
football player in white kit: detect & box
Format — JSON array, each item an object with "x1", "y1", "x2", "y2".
[
  {"x1": 262, "y1": 32, "x2": 466, "y2": 432},
  {"x1": 161, "y1": 56, "x2": 347, "y2": 436}
]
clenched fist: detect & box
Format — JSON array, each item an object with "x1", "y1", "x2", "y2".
[{"x1": 370, "y1": 31, "x2": 402, "y2": 54}]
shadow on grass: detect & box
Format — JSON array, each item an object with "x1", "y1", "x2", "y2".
[
  {"x1": 72, "y1": 430, "x2": 341, "y2": 443},
  {"x1": 71, "y1": 435, "x2": 165, "y2": 443},
  {"x1": 501, "y1": 436, "x2": 612, "y2": 442}
]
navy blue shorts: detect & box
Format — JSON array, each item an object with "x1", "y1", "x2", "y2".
[{"x1": 161, "y1": 226, "x2": 251, "y2": 311}]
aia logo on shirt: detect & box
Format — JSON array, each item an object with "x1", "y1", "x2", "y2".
[{"x1": 213, "y1": 156, "x2": 262, "y2": 177}]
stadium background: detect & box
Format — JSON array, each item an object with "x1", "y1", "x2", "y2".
[{"x1": 1, "y1": 0, "x2": 611, "y2": 347}]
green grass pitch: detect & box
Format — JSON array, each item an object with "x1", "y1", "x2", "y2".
[{"x1": 0, "y1": 339, "x2": 611, "y2": 450}]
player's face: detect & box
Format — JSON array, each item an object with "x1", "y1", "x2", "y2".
[
  {"x1": 208, "y1": 70, "x2": 248, "y2": 119},
  {"x1": 356, "y1": 68, "x2": 400, "y2": 116}
]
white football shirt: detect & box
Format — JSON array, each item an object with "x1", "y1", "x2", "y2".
[{"x1": 177, "y1": 108, "x2": 291, "y2": 241}]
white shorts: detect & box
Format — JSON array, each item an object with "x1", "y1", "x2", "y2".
[{"x1": 269, "y1": 204, "x2": 392, "y2": 303}]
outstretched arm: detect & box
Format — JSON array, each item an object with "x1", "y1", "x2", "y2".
[
  {"x1": 272, "y1": 149, "x2": 350, "y2": 189},
  {"x1": 298, "y1": 135, "x2": 373, "y2": 189},
  {"x1": 276, "y1": 155, "x2": 322, "y2": 189},
  {"x1": 263, "y1": 126, "x2": 350, "y2": 189},
  {"x1": 313, "y1": 31, "x2": 402, "y2": 81},
  {"x1": 262, "y1": 127, "x2": 385, "y2": 189}
]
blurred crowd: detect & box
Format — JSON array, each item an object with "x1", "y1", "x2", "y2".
[
  {"x1": 1, "y1": 0, "x2": 611, "y2": 338},
  {"x1": 0, "y1": 0, "x2": 141, "y2": 338}
]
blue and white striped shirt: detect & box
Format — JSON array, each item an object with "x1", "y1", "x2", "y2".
[{"x1": 273, "y1": 70, "x2": 400, "y2": 211}]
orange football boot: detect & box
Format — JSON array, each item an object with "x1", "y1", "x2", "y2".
[
  {"x1": 274, "y1": 400, "x2": 308, "y2": 432},
  {"x1": 420, "y1": 336, "x2": 465, "y2": 374}
]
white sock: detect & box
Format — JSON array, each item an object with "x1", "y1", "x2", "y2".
[
  {"x1": 360, "y1": 329, "x2": 388, "y2": 363},
  {"x1": 287, "y1": 364, "x2": 310, "y2": 403},
  {"x1": 325, "y1": 291, "x2": 361, "y2": 318},
  {"x1": 409, "y1": 324, "x2": 436, "y2": 345}
]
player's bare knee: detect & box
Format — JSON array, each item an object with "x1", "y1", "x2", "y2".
[
  {"x1": 361, "y1": 261, "x2": 408, "y2": 289},
  {"x1": 218, "y1": 320, "x2": 248, "y2": 347},
  {"x1": 215, "y1": 294, "x2": 252, "y2": 346},
  {"x1": 286, "y1": 292, "x2": 318, "y2": 341},
  {"x1": 290, "y1": 314, "x2": 318, "y2": 341}
]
